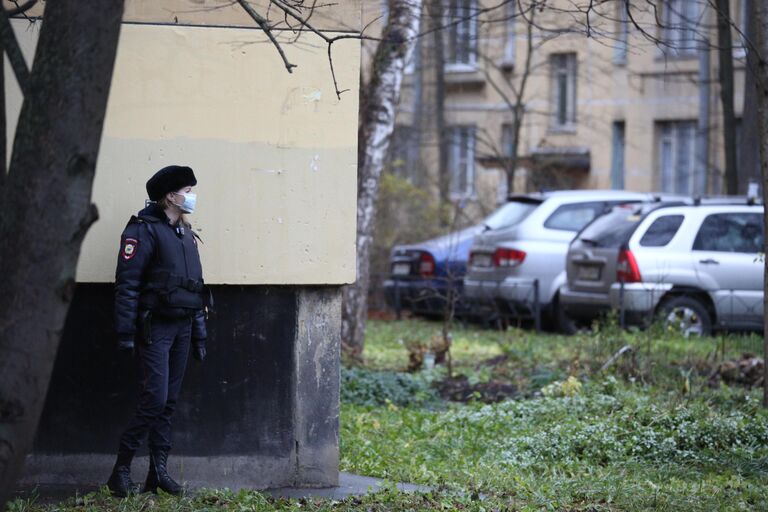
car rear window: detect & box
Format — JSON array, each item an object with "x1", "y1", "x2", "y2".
[
  {"x1": 639, "y1": 215, "x2": 684, "y2": 247},
  {"x1": 484, "y1": 200, "x2": 540, "y2": 230},
  {"x1": 576, "y1": 206, "x2": 642, "y2": 247},
  {"x1": 545, "y1": 202, "x2": 607, "y2": 232}
]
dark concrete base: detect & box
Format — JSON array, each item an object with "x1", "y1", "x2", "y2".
[
  {"x1": 21, "y1": 453, "x2": 293, "y2": 491},
  {"x1": 22, "y1": 284, "x2": 341, "y2": 491}
]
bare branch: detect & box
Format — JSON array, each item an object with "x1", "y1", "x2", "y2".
[{"x1": 236, "y1": 0, "x2": 297, "y2": 73}]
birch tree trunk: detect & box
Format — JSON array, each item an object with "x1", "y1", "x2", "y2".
[
  {"x1": 341, "y1": 0, "x2": 422, "y2": 360},
  {"x1": 0, "y1": 1, "x2": 125, "y2": 506},
  {"x1": 755, "y1": 0, "x2": 768, "y2": 407}
]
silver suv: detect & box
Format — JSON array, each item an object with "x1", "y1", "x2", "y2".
[
  {"x1": 563, "y1": 202, "x2": 763, "y2": 336},
  {"x1": 464, "y1": 190, "x2": 656, "y2": 330}
]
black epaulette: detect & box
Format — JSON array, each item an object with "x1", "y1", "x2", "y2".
[
  {"x1": 137, "y1": 213, "x2": 162, "y2": 224},
  {"x1": 125, "y1": 215, "x2": 142, "y2": 228}
]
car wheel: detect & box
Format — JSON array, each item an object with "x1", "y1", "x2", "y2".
[{"x1": 658, "y1": 296, "x2": 712, "y2": 338}]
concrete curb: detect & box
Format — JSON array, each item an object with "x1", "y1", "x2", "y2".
[{"x1": 15, "y1": 472, "x2": 433, "y2": 503}]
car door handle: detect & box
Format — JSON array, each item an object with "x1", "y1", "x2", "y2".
[{"x1": 699, "y1": 258, "x2": 720, "y2": 265}]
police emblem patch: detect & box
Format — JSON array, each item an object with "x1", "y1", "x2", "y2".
[{"x1": 122, "y1": 238, "x2": 138, "y2": 260}]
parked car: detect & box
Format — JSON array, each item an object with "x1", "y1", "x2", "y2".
[
  {"x1": 561, "y1": 200, "x2": 687, "y2": 328},
  {"x1": 464, "y1": 190, "x2": 659, "y2": 330},
  {"x1": 383, "y1": 196, "x2": 543, "y2": 318},
  {"x1": 562, "y1": 201, "x2": 764, "y2": 336}
]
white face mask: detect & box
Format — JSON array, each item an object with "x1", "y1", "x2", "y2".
[{"x1": 173, "y1": 192, "x2": 197, "y2": 214}]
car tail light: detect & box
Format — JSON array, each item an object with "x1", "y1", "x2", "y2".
[
  {"x1": 419, "y1": 251, "x2": 436, "y2": 277},
  {"x1": 617, "y1": 249, "x2": 642, "y2": 283},
  {"x1": 493, "y1": 248, "x2": 526, "y2": 267}
]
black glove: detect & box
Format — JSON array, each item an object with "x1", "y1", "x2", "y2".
[
  {"x1": 117, "y1": 333, "x2": 135, "y2": 356},
  {"x1": 192, "y1": 339, "x2": 206, "y2": 362}
]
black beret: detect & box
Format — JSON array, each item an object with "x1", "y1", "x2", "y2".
[{"x1": 146, "y1": 165, "x2": 197, "y2": 201}]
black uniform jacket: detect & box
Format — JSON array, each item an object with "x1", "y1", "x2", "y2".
[{"x1": 114, "y1": 204, "x2": 207, "y2": 342}]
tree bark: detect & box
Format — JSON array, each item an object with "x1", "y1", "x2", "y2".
[
  {"x1": 430, "y1": 0, "x2": 449, "y2": 211},
  {"x1": 755, "y1": 0, "x2": 768, "y2": 407},
  {"x1": 739, "y1": 0, "x2": 761, "y2": 191},
  {"x1": 506, "y1": 10, "x2": 535, "y2": 195},
  {"x1": 0, "y1": 1, "x2": 125, "y2": 506},
  {"x1": 341, "y1": 0, "x2": 422, "y2": 360},
  {"x1": 716, "y1": 0, "x2": 739, "y2": 194}
]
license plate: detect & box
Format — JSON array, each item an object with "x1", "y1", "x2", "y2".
[
  {"x1": 392, "y1": 263, "x2": 411, "y2": 275},
  {"x1": 578, "y1": 265, "x2": 601, "y2": 281},
  {"x1": 472, "y1": 254, "x2": 492, "y2": 267}
]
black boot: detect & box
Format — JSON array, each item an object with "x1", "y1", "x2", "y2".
[
  {"x1": 143, "y1": 449, "x2": 184, "y2": 495},
  {"x1": 107, "y1": 451, "x2": 137, "y2": 498}
]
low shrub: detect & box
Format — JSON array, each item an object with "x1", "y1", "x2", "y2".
[{"x1": 340, "y1": 367, "x2": 441, "y2": 408}]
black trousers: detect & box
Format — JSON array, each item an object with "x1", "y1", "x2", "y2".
[{"x1": 118, "y1": 315, "x2": 191, "y2": 454}]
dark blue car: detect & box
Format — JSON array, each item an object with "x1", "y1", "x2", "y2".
[
  {"x1": 383, "y1": 196, "x2": 548, "y2": 318},
  {"x1": 383, "y1": 224, "x2": 484, "y2": 318}
]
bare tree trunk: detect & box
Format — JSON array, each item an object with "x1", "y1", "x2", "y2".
[
  {"x1": 0, "y1": 1, "x2": 125, "y2": 505},
  {"x1": 506, "y1": 12, "x2": 535, "y2": 194},
  {"x1": 740, "y1": 0, "x2": 761, "y2": 191},
  {"x1": 341, "y1": 0, "x2": 422, "y2": 360},
  {"x1": 755, "y1": 0, "x2": 768, "y2": 408},
  {"x1": 430, "y1": 0, "x2": 449, "y2": 211},
  {"x1": 716, "y1": 0, "x2": 739, "y2": 194}
]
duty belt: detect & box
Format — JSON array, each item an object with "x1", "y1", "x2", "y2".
[{"x1": 148, "y1": 271, "x2": 205, "y2": 293}]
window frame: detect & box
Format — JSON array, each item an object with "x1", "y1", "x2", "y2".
[
  {"x1": 614, "y1": 0, "x2": 630, "y2": 65},
  {"x1": 502, "y1": 0, "x2": 516, "y2": 66},
  {"x1": 659, "y1": 0, "x2": 702, "y2": 58},
  {"x1": 657, "y1": 120, "x2": 698, "y2": 195},
  {"x1": 447, "y1": 125, "x2": 477, "y2": 199},
  {"x1": 611, "y1": 121, "x2": 626, "y2": 190},
  {"x1": 444, "y1": 0, "x2": 479, "y2": 71},
  {"x1": 549, "y1": 53, "x2": 577, "y2": 131}
]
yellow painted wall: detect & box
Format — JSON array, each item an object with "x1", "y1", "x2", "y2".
[{"x1": 7, "y1": 19, "x2": 360, "y2": 285}]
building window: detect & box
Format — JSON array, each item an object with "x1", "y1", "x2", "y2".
[
  {"x1": 614, "y1": 0, "x2": 629, "y2": 64},
  {"x1": 496, "y1": 170, "x2": 509, "y2": 204},
  {"x1": 503, "y1": 0, "x2": 516, "y2": 66},
  {"x1": 661, "y1": 0, "x2": 701, "y2": 57},
  {"x1": 448, "y1": 125, "x2": 476, "y2": 198},
  {"x1": 734, "y1": 0, "x2": 748, "y2": 56},
  {"x1": 549, "y1": 53, "x2": 577, "y2": 129},
  {"x1": 445, "y1": 0, "x2": 478, "y2": 69},
  {"x1": 657, "y1": 121, "x2": 697, "y2": 194},
  {"x1": 388, "y1": 125, "x2": 419, "y2": 181},
  {"x1": 611, "y1": 121, "x2": 626, "y2": 189},
  {"x1": 501, "y1": 123, "x2": 515, "y2": 157}
]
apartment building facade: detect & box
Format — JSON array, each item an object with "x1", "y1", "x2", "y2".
[{"x1": 365, "y1": 0, "x2": 751, "y2": 220}]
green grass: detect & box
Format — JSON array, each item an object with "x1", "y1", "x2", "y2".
[
  {"x1": 9, "y1": 318, "x2": 768, "y2": 511},
  {"x1": 340, "y1": 386, "x2": 768, "y2": 510},
  {"x1": 337, "y1": 319, "x2": 768, "y2": 510},
  {"x1": 361, "y1": 319, "x2": 505, "y2": 371}
]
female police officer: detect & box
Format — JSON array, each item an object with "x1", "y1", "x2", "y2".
[{"x1": 107, "y1": 165, "x2": 208, "y2": 497}]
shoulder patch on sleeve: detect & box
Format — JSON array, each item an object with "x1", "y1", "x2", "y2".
[{"x1": 122, "y1": 238, "x2": 139, "y2": 260}]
